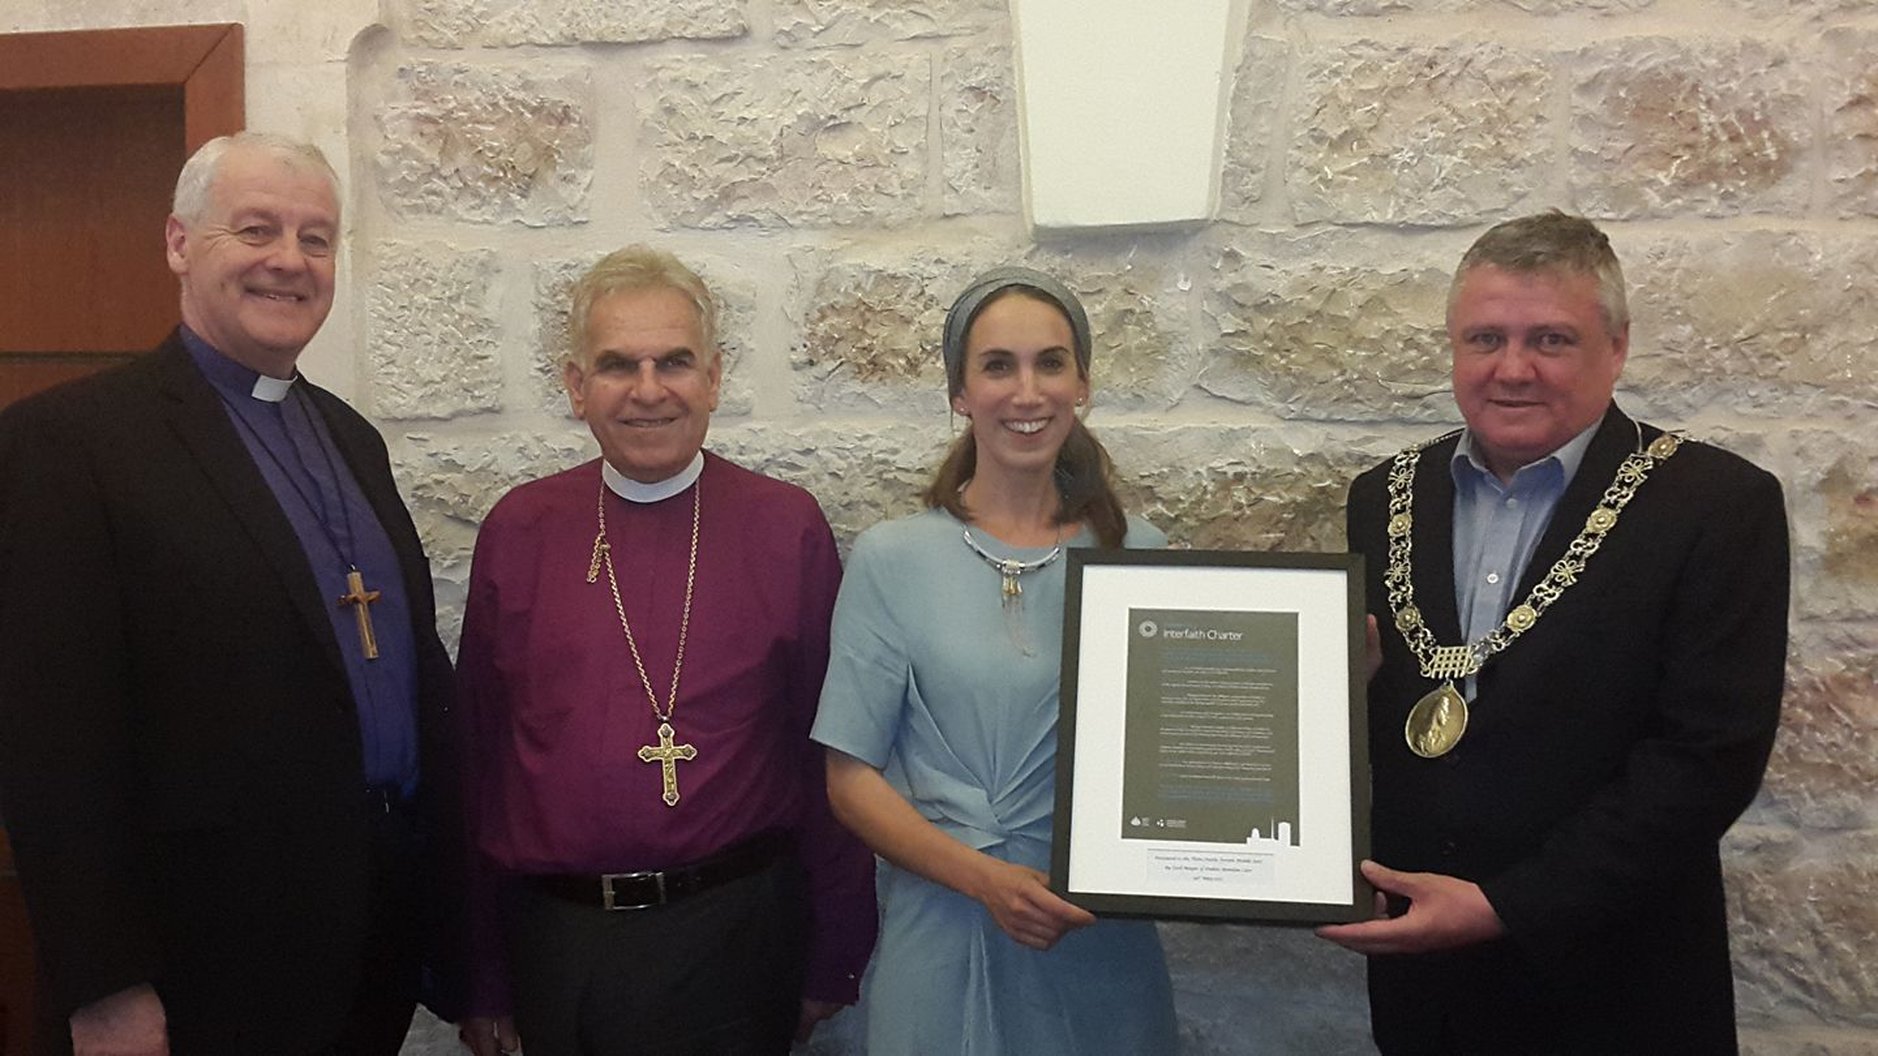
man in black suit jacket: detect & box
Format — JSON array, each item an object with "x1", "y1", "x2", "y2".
[
  {"x1": 0, "y1": 133, "x2": 456, "y2": 1056},
  {"x1": 1321, "y1": 212, "x2": 1788, "y2": 1054}
]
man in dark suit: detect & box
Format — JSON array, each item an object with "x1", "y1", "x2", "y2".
[
  {"x1": 1321, "y1": 211, "x2": 1789, "y2": 1054},
  {"x1": 0, "y1": 132, "x2": 456, "y2": 1056}
]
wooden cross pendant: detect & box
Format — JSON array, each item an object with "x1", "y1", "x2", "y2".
[
  {"x1": 637, "y1": 721, "x2": 697, "y2": 807},
  {"x1": 337, "y1": 568, "x2": 383, "y2": 660}
]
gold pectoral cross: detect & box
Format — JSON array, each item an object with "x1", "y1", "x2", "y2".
[
  {"x1": 637, "y1": 721, "x2": 697, "y2": 807},
  {"x1": 337, "y1": 568, "x2": 382, "y2": 660}
]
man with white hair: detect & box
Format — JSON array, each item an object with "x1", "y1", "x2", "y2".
[
  {"x1": 0, "y1": 132, "x2": 457, "y2": 1056},
  {"x1": 455, "y1": 246, "x2": 876, "y2": 1056}
]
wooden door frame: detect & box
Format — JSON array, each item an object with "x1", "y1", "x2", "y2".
[
  {"x1": 0, "y1": 22, "x2": 243, "y2": 152},
  {"x1": 0, "y1": 24, "x2": 244, "y2": 1048}
]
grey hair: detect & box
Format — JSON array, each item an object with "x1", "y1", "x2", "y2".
[
  {"x1": 567, "y1": 246, "x2": 718, "y2": 367},
  {"x1": 171, "y1": 132, "x2": 342, "y2": 224},
  {"x1": 1448, "y1": 210, "x2": 1628, "y2": 337}
]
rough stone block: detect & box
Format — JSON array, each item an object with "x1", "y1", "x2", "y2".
[
  {"x1": 403, "y1": 431, "x2": 593, "y2": 524},
  {"x1": 642, "y1": 54, "x2": 928, "y2": 228},
  {"x1": 1201, "y1": 236, "x2": 1457, "y2": 422},
  {"x1": 1278, "y1": 0, "x2": 1654, "y2": 11},
  {"x1": 375, "y1": 62, "x2": 593, "y2": 226},
  {"x1": 940, "y1": 44, "x2": 1021, "y2": 216},
  {"x1": 1824, "y1": 28, "x2": 1878, "y2": 217},
  {"x1": 1761, "y1": 626, "x2": 1878, "y2": 831},
  {"x1": 527, "y1": 255, "x2": 757, "y2": 419},
  {"x1": 399, "y1": 0, "x2": 482, "y2": 49},
  {"x1": 1739, "y1": 1030, "x2": 1878, "y2": 1056},
  {"x1": 1780, "y1": 428, "x2": 1878, "y2": 622},
  {"x1": 706, "y1": 422, "x2": 946, "y2": 548},
  {"x1": 1722, "y1": 0, "x2": 1874, "y2": 18},
  {"x1": 488, "y1": 0, "x2": 744, "y2": 46},
  {"x1": 1814, "y1": 239, "x2": 1878, "y2": 408},
  {"x1": 527, "y1": 256, "x2": 591, "y2": 415},
  {"x1": 1571, "y1": 39, "x2": 1808, "y2": 218},
  {"x1": 399, "y1": 0, "x2": 745, "y2": 48},
  {"x1": 1036, "y1": 251, "x2": 1190, "y2": 412},
  {"x1": 791, "y1": 255, "x2": 975, "y2": 413},
  {"x1": 1623, "y1": 231, "x2": 1867, "y2": 419},
  {"x1": 1288, "y1": 40, "x2": 1550, "y2": 225},
  {"x1": 773, "y1": 0, "x2": 1003, "y2": 48},
  {"x1": 366, "y1": 241, "x2": 503, "y2": 420},
  {"x1": 397, "y1": 428, "x2": 594, "y2": 539},
  {"x1": 392, "y1": 429, "x2": 594, "y2": 644},
  {"x1": 1107, "y1": 425, "x2": 1386, "y2": 551},
  {"x1": 1728, "y1": 827, "x2": 1878, "y2": 1025},
  {"x1": 791, "y1": 251, "x2": 1185, "y2": 412},
  {"x1": 1220, "y1": 35, "x2": 1288, "y2": 222}
]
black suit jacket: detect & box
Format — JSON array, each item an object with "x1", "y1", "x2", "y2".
[
  {"x1": 1346, "y1": 405, "x2": 1788, "y2": 1055},
  {"x1": 0, "y1": 333, "x2": 457, "y2": 1054}
]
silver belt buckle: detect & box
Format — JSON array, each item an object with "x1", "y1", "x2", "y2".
[{"x1": 599, "y1": 870, "x2": 666, "y2": 911}]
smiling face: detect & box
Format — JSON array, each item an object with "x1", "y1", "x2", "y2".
[
  {"x1": 953, "y1": 291, "x2": 1090, "y2": 480},
  {"x1": 165, "y1": 146, "x2": 339, "y2": 378},
  {"x1": 564, "y1": 286, "x2": 722, "y2": 483},
  {"x1": 1449, "y1": 264, "x2": 1629, "y2": 482}
]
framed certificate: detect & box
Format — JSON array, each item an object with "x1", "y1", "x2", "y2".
[{"x1": 1051, "y1": 549, "x2": 1370, "y2": 924}]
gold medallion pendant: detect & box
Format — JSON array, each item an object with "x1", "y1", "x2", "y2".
[
  {"x1": 1405, "y1": 682, "x2": 1468, "y2": 758},
  {"x1": 1381, "y1": 423, "x2": 1684, "y2": 762}
]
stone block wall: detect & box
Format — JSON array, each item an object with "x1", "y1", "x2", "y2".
[
  {"x1": 6, "y1": 0, "x2": 1875, "y2": 1051},
  {"x1": 354, "y1": 1, "x2": 1877, "y2": 1050}
]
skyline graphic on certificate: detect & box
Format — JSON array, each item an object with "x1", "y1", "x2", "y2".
[{"x1": 1120, "y1": 608, "x2": 1301, "y2": 846}]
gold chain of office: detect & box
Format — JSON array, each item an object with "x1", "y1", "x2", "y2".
[{"x1": 1383, "y1": 427, "x2": 1684, "y2": 758}]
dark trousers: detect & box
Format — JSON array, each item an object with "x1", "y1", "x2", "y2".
[
  {"x1": 323, "y1": 803, "x2": 423, "y2": 1056},
  {"x1": 507, "y1": 857, "x2": 810, "y2": 1056},
  {"x1": 34, "y1": 804, "x2": 422, "y2": 1056}
]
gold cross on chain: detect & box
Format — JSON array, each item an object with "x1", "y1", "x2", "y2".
[{"x1": 637, "y1": 721, "x2": 698, "y2": 807}]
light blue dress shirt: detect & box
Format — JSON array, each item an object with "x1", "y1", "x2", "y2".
[{"x1": 1449, "y1": 421, "x2": 1602, "y2": 698}]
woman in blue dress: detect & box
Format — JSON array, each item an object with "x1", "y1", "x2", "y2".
[{"x1": 812, "y1": 268, "x2": 1178, "y2": 1054}]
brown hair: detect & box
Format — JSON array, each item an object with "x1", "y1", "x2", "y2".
[{"x1": 922, "y1": 287, "x2": 1128, "y2": 547}]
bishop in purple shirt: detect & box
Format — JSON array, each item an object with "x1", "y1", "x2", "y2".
[{"x1": 456, "y1": 246, "x2": 878, "y2": 1056}]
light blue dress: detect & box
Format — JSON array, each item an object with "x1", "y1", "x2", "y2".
[{"x1": 812, "y1": 509, "x2": 1178, "y2": 1055}]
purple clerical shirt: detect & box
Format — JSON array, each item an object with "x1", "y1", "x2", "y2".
[
  {"x1": 458, "y1": 452, "x2": 877, "y2": 1014},
  {"x1": 184, "y1": 328, "x2": 420, "y2": 795}
]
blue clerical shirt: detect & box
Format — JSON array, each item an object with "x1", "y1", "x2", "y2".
[
  {"x1": 1449, "y1": 421, "x2": 1600, "y2": 699},
  {"x1": 184, "y1": 328, "x2": 420, "y2": 795}
]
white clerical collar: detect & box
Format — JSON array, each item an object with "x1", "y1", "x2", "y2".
[
  {"x1": 602, "y1": 454, "x2": 705, "y2": 503},
  {"x1": 250, "y1": 374, "x2": 297, "y2": 403}
]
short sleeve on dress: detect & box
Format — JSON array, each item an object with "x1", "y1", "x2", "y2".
[{"x1": 812, "y1": 526, "x2": 910, "y2": 769}]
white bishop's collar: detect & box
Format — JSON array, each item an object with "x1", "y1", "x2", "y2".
[
  {"x1": 602, "y1": 453, "x2": 705, "y2": 503},
  {"x1": 249, "y1": 374, "x2": 296, "y2": 403}
]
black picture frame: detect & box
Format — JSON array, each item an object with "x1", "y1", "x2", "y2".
[{"x1": 1052, "y1": 548, "x2": 1371, "y2": 924}]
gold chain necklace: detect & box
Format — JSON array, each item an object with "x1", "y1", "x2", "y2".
[
  {"x1": 1385, "y1": 425, "x2": 1683, "y2": 759},
  {"x1": 587, "y1": 479, "x2": 701, "y2": 807}
]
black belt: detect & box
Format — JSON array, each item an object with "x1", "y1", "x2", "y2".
[{"x1": 529, "y1": 831, "x2": 793, "y2": 911}]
